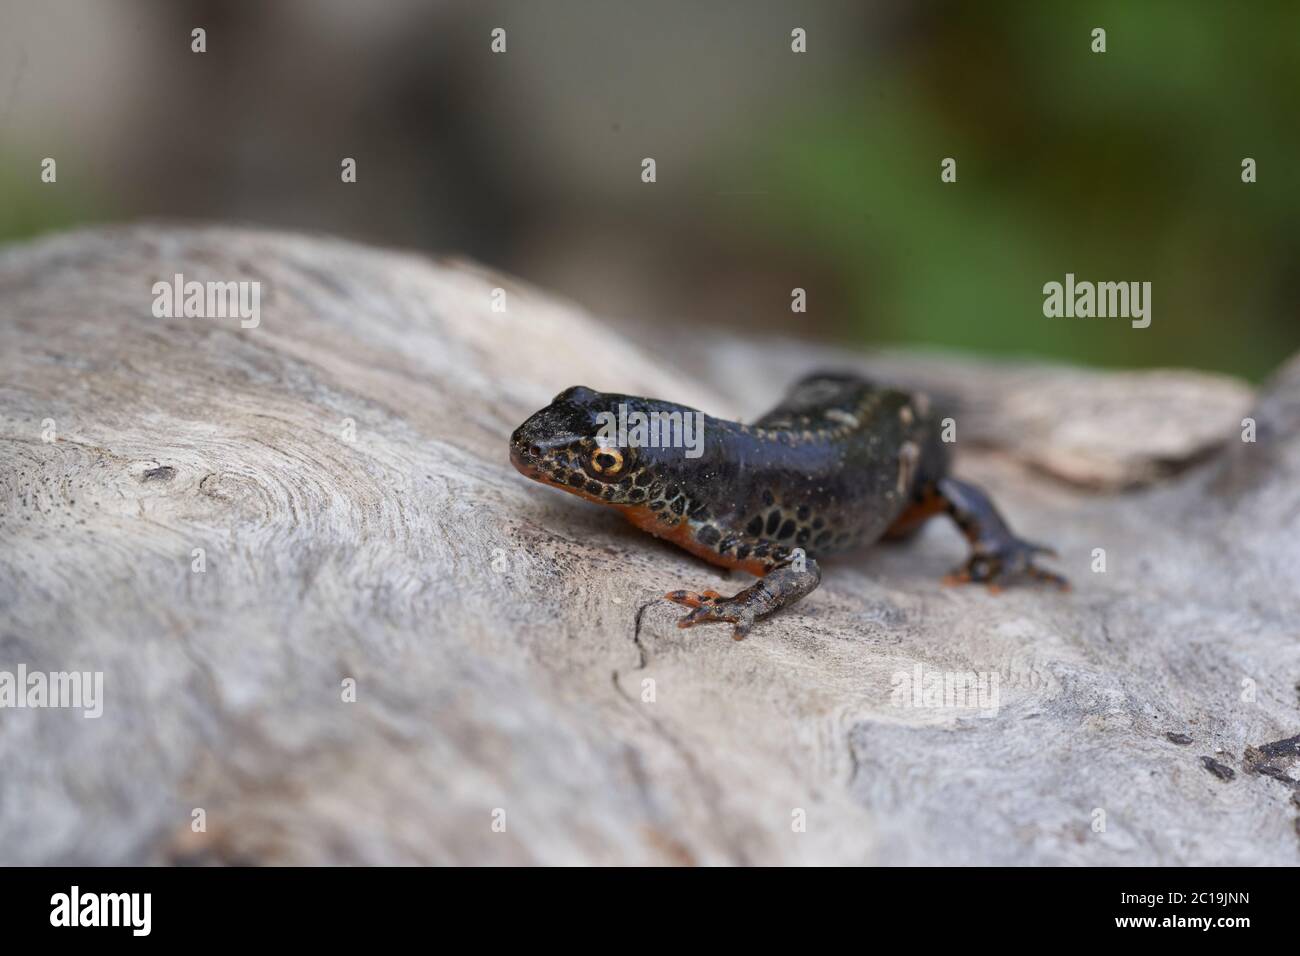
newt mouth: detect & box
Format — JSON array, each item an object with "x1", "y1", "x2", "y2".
[
  {"x1": 509, "y1": 428, "x2": 549, "y2": 480},
  {"x1": 509, "y1": 441, "x2": 571, "y2": 494},
  {"x1": 509, "y1": 437, "x2": 618, "y2": 506},
  {"x1": 508, "y1": 443, "x2": 536, "y2": 478}
]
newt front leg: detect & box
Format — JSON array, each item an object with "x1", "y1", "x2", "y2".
[{"x1": 666, "y1": 558, "x2": 822, "y2": 640}]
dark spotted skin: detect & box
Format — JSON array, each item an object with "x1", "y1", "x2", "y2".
[{"x1": 510, "y1": 373, "x2": 1066, "y2": 639}]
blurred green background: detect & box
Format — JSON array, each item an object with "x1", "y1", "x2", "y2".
[{"x1": 2, "y1": 0, "x2": 1296, "y2": 380}]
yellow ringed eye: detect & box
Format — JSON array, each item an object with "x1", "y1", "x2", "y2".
[{"x1": 591, "y1": 449, "x2": 623, "y2": 475}]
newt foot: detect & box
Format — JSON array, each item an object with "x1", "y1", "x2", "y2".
[
  {"x1": 664, "y1": 559, "x2": 822, "y2": 641},
  {"x1": 666, "y1": 590, "x2": 757, "y2": 640},
  {"x1": 942, "y1": 540, "x2": 1069, "y2": 591}
]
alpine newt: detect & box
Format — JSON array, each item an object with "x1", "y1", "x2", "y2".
[{"x1": 509, "y1": 373, "x2": 1066, "y2": 640}]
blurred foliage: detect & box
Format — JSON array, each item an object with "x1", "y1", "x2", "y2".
[
  {"x1": 2, "y1": 2, "x2": 1294, "y2": 383},
  {"x1": 0, "y1": 156, "x2": 111, "y2": 245},
  {"x1": 746, "y1": 1, "x2": 1299, "y2": 381}
]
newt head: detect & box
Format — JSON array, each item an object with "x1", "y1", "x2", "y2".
[{"x1": 509, "y1": 385, "x2": 710, "y2": 509}]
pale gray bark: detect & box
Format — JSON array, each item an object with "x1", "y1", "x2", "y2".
[{"x1": 1, "y1": 225, "x2": 1296, "y2": 865}]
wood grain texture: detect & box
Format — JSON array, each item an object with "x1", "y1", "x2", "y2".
[{"x1": 1, "y1": 224, "x2": 1296, "y2": 865}]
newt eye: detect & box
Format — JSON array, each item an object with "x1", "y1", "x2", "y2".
[{"x1": 589, "y1": 448, "x2": 624, "y2": 476}]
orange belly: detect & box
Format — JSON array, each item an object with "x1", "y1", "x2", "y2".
[{"x1": 617, "y1": 503, "x2": 771, "y2": 577}]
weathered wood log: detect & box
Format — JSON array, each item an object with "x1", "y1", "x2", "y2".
[{"x1": 1, "y1": 224, "x2": 1296, "y2": 864}]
